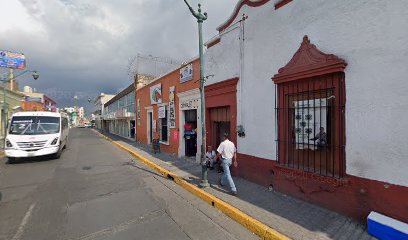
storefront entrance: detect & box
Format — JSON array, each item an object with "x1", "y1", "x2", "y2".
[
  {"x1": 130, "y1": 120, "x2": 135, "y2": 139},
  {"x1": 147, "y1": 110, "x2": 153, "y2": 144},
  {"x1": 184, "y1": 109, "x2": 197, "y2": 157},
  {"x1": 177, "y1": 89, "x2": 202, "y2": 161}
]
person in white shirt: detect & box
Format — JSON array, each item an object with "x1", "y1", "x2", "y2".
[
  {"x1": 206, "y1": 145, "x2": 217, "y2": 169},
  {"x1": 216, "y1": 133, "x2": 237, "y2": 195}
]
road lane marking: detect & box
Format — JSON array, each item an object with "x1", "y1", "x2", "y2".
[{"x1": 12, "y1": 203, "x2": 36, "y2": 240}]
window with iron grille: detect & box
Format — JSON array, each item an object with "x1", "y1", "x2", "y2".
[
  {"x1": 272, "y1": 36, "x2": 347, "y2": 179},
  {"x1": 275, "y1": 74, "x2": 345, "y2": 178}
]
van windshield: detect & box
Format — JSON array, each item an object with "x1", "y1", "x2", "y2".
[{"x1": 9, "y1": 116, "x2": 60, "y2": 135}]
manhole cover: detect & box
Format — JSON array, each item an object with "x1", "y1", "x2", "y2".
[{"x1": 82, "y1": 166, "x2": 92, "y2": 170}]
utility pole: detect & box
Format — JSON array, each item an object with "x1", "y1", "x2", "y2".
[{"x1": 183, "y1": 0, "x2": 209, "y2": 188}]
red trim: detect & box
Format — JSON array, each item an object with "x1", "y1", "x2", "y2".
[
  {"x1": 205, "y1": 78, "x2": 238, "y2": 97},
  {"x1": 236, "y1": 153, "x2": 408, "y2": 223},
  {"x1": 207, "y1": 38, "x2": 220, "y2": 49},
  {"x1": 273, "y1": 36, "x2": 347, "y2": 178},
  {"x1": 274, "y1": 0, "x2": 293, "y2": 10},
  {"x1": 205, "y1": 78, "x2": 238, "y2": 174},
  {"x1": 217, "y1": 0, "x2": 270, "y2": 32},
  {"x1": 272, "y1": 36, "x2": 347, "y2": 84}
]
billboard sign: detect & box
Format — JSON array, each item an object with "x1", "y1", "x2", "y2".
[
  {"x1": 180, "y1": 63, "x2": 193, "y2": 83},
  {"x1": 0, "y1": 50, "x2": 26, "y2": 70},
  {"x1": 150, "y1": 83, "x2": 162, "y2": 104},
  {"x1": 169, "y1": 86, "x2": 176, "y2": 128}
]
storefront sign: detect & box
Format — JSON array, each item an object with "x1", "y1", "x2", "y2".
[
  {"x1": 169, "y1": 86, "x2": 176, "y2": 128},
  {"x1": 158, "y1": 106, "x2": 166, "y2": 118},
  {"x1": 294, "y1": 98, "x2": 327, "y2": 150},
  {"x1": 180, "y1": 99, "x2": 199, "y2": 110},
  {"x1": 180, "y1": 63, "x2": 193, "y2": 83},
  {"x1": 150, "y1": 83, "x2": 162, "y2": 104},
  {"x1": 137, "y1": 99, "x2": 141, "y2": 126}
]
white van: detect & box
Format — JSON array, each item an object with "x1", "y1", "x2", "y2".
[{"x1": 4, "y1": 111, "x2": 69, "y2": 163}]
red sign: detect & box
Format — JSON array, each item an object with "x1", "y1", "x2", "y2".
[{"x1": 174, "y1": 131, "x2": 179, "y2": 141}]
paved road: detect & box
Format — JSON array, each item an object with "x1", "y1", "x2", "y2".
[{"x1": 0, "y1": 129, "x2": 257, "y2": 240}]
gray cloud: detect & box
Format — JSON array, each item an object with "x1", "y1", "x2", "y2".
[{"x1": 0, "y1": 0, "x2": 237, "y2": 113}]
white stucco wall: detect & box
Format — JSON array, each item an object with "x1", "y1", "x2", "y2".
[
  {"x1": 204, "y1": 28, "x2": 240, "y2": 85},
  {"x1": 204, "y1": 0, "x2": 408, "y2": 187}
]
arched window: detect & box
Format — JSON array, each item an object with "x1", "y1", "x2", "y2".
[{"x1": 272, "y1": 36, "x2": 347, "y2": 178}]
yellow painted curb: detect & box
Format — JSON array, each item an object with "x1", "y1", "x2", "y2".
[{"x1": 92, "y1": 129, "x2": 290, "y2": 240}]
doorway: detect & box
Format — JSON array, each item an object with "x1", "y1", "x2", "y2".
[
  {"x1": 130, "y1": 120, "x2": 135, "y2": 139},
  {"x1": 147, "y1": 110, "x2": 153, "y2": 144},
  {"x1": 184, "y1": 109, "x2": 197, "y2": 157},
  {"x1": 209, "y1": 107, "x2": 230, "y2": 149}
]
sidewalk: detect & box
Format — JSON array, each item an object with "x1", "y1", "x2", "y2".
[{"x1": 98, "y1": 130, "x2": 376, "y2": 240}]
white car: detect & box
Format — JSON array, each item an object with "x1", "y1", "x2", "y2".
[{"x1": 4, "y1": 111, "x2": 69, "y2": 163}]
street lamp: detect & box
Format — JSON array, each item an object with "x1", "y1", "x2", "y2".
[
  {"x1": 0, "y1": 70, "x2": 39, "y2": 145},
  {"x1": 183, "y1": 0, "x2": 209, "y2": 188},
  {"x1": 73, "y1": 95, "x2": 78, "y2": 106}
]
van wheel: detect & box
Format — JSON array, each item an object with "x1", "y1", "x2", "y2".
[
  {"x1": 64, "y1": 137, "x2": 68, "y2": 149},
  {"x1": 53, "y1": 146, "x2": 63, "y2": 159},
  {"x1": 8, "y1": 157, "x2": 17, "y2": 164}
]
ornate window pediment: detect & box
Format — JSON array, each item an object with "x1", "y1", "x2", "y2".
[{"x1": 273, "y1": 36, "x2": 347, "y2": 84}]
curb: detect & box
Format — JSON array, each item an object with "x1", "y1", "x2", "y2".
[{"x1": 92, "y1": 129, "x2": 290, "y2": 240}]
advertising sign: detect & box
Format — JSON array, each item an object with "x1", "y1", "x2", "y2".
[
  {"x1": 158, "y1": 106, "x2": 166, "y2": 119},
  {"x1": 169, "y1": 86, "x2": 176, "y2": 128},
  {"x1": 180, "y1": 63, "x2": 193, "y2": 83},
  {"x1": 294, "y1": 98, "x2": 327, "y2": 150},
  {"x1": 150, "y1": 83, "x2": 162, "y2": 104},
  {"x1": 0, "y1": 50, "x2": 26, "y2": 70},
  {"x1": 180, "y1": 99, "x2": 199, "y2": 111}
]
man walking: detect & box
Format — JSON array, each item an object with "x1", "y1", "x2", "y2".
[{"x1": 216, "y1": 133, "x2": 237, "y2": 195}]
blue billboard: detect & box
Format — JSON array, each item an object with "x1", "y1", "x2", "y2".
[{"x1": 0, "y1": 50, "x2": 26, "y2": 70}]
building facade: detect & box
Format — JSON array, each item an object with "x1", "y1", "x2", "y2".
[
  {"x1": 203, "y1": 0, "x2": 408, "y2": 223},
  {"x1": 0, "y1": 86, "x2": 25, "y2": 143},
  {"x1": 104, "y1": 84, "x2": 136, "y2": 139},
  {"x1": 94, "y1": 93, "x2": 115, "y2": 130},
  {"x1": 135, "y1": 58, "x2": 201, "y2": 161},
  {"x1": 21, "y1": 92, "x2": 57, "y2": 112}
]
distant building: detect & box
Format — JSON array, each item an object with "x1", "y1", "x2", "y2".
[
  {"x1": 21, "y1": 87, "x2": 57, "y2": 112},
  {"x1": 104, "y1": 84, "x2": 136, "y2": 139},
  {"x1": 60, "y1": 107, "x2": 78, "y2": 126},
  {"x1": 23, "y1": 85, "x2": 33, "y2": 93},
  {"x1": 94, "y1": 93, "x2": 115, "y2": 130}
]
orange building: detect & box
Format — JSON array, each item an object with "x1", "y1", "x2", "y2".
[
  {"x1": 21, "y1": 101, "x2": 44, "y2": 111},
  {"x1": 136, "y1": 58, "x2": 201, "y2": 160},
  {"x1": 21, "y1": 93, "x2": 57, "y2": 112}
]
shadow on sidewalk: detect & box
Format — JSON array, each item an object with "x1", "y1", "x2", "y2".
[{"x1": 94, "y1": 129, "x2": 374, "y2": 240}]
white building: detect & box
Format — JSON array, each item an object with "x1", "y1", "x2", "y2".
[
  {"x1": 104, "y1": 84, "x2": 136, "y2": 139},
  {"x1": 94, "y1": 93, "x2": 115, "y2": 130},
  {"x1": 203, "y1": 0, "x2": 408, "y2": 223}
]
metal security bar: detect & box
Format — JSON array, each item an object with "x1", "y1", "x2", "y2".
[{"x1": 275, "y1": 73, "x2": 345, "y2": 178}]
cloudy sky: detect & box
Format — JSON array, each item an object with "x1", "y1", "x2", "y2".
[{"x1": 0, "y1": 0, "x2": 238, "y2": 112}]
